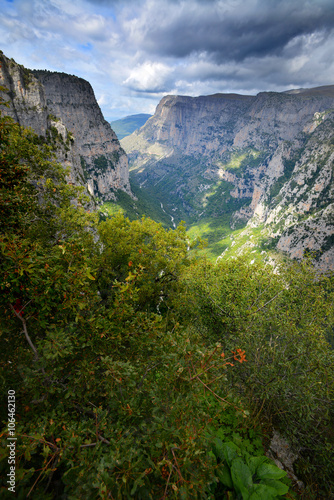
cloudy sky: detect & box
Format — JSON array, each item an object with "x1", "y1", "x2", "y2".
[{"x1": 1, "y1": 0, "x2": 334, "y2": 120}]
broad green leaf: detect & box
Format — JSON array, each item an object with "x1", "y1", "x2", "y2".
[
  {"x1": 231, "y1": 458, "x2": 253, "y2": 499},
  {"x1": 247, "y1": 455, "x2": 268, "y2": 475},
  {"x1": 217, "y1": 464, "x2": 233, "y2": 489},
  {"x1": 249, "y1": 483, "x2": 276, "y2": 500},
  {"x1": 221, "y1": 442, "x2": 239, "y2": 466},
  {"x1": 212, "y1": 437, "x2": 225, "y2": 460},
  {"x1": 262, "y1": 479, "x2": 289, "y2": 495},
  {"x1": 256, "y1": 462, "x2": 287, "y2": 480}
]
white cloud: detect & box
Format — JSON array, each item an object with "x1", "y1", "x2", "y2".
[
  {"x1": 123, "y1": 61, "x2": 173, "y2": 92},
  {"x1": 1, "y1": 0, "x2": 334, "y2": 119}
]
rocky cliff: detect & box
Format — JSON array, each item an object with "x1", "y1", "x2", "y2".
[
  {"x1": 0, "y1": 52, "x2": 131, "y2": 202},
  {"x1": 122, "y1": 89, "x2": 334, "y2": 269}
]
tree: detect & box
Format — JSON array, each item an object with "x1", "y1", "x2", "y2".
[
  {"x1": 96, "y1": 213, "x2": 189, "y2": 313},
  {"x1": 2, "y1": 96, "x2": 331, "y2": 497},
  {"x1": 176, "y1": 255, "x2": 334, "y2": 494}
]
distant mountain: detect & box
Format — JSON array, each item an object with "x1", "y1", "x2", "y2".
[
  {"x1": 110, "y1": 114, "x2": 152, "y2": 140},
  {"x1": 121, "y1": 89, "x2": 334, "y2": 269}
]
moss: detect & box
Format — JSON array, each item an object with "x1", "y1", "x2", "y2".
[
  {"x1": 93, "y1": 155, "x2": 110, "y2": 172},
  {"x1": 80, "y1": 157, "x2": 89, "y2": 182},
  {"x1": 48, "y1": 113, "x2": 60, "y2": 122}
]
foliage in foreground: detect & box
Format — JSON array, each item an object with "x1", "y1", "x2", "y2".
[{"x1": 0, "y1": 105, "x2": 333, "y2": 498}]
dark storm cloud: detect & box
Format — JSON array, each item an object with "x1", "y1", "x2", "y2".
[
  {"x1": 139, "y1": 0, "x2": 334, "y2": 63},
  {"x1": 2, "y1": 0, "x2": 334, "y2": 118}
]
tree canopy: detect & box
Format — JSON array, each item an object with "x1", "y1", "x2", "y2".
[{"x1": 0, "y1": 100, "x2": 333, "y2": 499}]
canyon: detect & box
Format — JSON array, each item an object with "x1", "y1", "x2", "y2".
[
  {"x1": 0, "y1": 49, "x2": 333, "y2": 269},
  {"x1": 122, "y1": 89, "x2": 334, "y2": 269}
]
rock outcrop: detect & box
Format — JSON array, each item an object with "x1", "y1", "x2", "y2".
[
  {"x1": 0, "y1": 52, "x2": 132, "y2": 202},
  {"x1": 122, "y1": 88, "x2": 334, "y2": 269}
]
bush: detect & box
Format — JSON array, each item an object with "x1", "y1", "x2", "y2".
[
  {"x1": 0, "y1": 97, "x2": 332, "y2": 498},
  {"x1": 176, "y1": 256, "x2": 334, "y2": 496}
]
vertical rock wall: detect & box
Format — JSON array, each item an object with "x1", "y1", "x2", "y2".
[
  {"x1": 33, "y1": 71, "x2": 132, "y2": 200},
  {"x1": 0, "y1": 52, "x2": 132, "y2": 202}
]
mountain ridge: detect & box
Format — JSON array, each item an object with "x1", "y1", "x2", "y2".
[
  {"x1": 122, "y1": 87, "x2": 334, "y2": 269},
  {"x1": 110, "y1": 113, "x2": 152, "y2": 140},
  {"x1": 0, "y1": 52, "x2": 132, "y2": 202}
]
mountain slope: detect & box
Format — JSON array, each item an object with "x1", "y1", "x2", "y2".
[
  {"x1": 0, "y1": 52, "x2": 132, "y2": 202},
  {"x1": 122, "y1": 89, "x2": 334, "y2": 269},
  {"x1": 110, "y1": 114, "x2": 152, "y2": 140}
]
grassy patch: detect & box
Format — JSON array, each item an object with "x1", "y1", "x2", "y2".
[
  {"x1": 216, "y1": 148, "x2": 265, "y2": 176},
  {"x1": 99, "y1": 177, "x2": 173, "y2": 227},
  {"x1": 187, "y1": 217, "x2": 235, "y2": 261}
]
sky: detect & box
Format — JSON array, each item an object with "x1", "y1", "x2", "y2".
[{"x1": 1, "y1": 0, "x2": 334, "y2": 120}]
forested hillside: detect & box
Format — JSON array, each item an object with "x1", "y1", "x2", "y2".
[{"x1": 0, "y1": 93, "x2": 334, "y2": 498}]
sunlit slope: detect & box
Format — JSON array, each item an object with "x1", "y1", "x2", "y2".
[{"x1": 122, "y1": 89, "x2": 334, "y2": 268}]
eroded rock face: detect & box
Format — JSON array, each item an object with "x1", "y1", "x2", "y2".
[
  {"x1": 0, "y1": 52, "x2": 132, "y2": 202},
  {"x1": 33, "y1": 71, "x2": 132, "y2": 200},
  {"x1": 122, "y1": 87, "x2": 334, "y2": 269},
  {"x1": 0, "y1": 53, "x2": 48, "y2": 136},
  {"x1": 261, "y1": 115, "x2": 334, "y2": 270}
]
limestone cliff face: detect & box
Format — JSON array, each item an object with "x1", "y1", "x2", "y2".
[
  {"x1": 123, "y1": 90, "x2": 334, "y2": 158},
  {"x1": 257, "y1": 113, "x2": 334, "y2": 270},
  {"x1": 122, "y1": 88, "x2": 334, "y2": 269},
  {"x1": 33, "y1": 71, "x2": 131, "y2": 200},
  {"x1": 0, "y1": 52, "x2": 131, "y2": 202},
  {"x1": 0, "y1": 53, "x2": 48, "y2": 135}
]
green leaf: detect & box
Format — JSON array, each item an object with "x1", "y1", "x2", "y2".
[
  {"x1": 231, "y1": 458, "x2": 253, "y2": 499},
  {"x1": 249, "y1": 483, "x2": 276, "y2": 500},
  {"x1": 217, "y1": 464, "x2": 233, "y2": 489},
  {"x1": 212, "y1": 437, "x2": 225, "y2": 460},
  {"x1": 247, "y1": 455, "x2": 268, "y2": 475},
  {"x1": 262, "y1": 479, "x2": 289, "y2": 496},
  {"x1": 221, "y1": 441, "x2": 239, "y2": 466},
  {"x1": 256, "y1": 462, "x2": 287, "y2": 480}
]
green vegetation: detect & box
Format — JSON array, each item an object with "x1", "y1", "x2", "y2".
[
  {"x1": 0, "y1": 100, "x2": 333, "y2": 498},
  {"x1": 129, "y1": 156, "x2": 253, "y2": 260},
  {"x1": 20, "y1": 66, "x2": 33, "y2": 88},
  {"x1": 47, "y1": 113, "x2": 60, "y2": 123},
  {"x1": 216, "y1": 148, "x2": 266, "y2": 177},
  {"x1": 94, "y1": 155, "x2": 110, "y2": 172},
  {"x1": 269, "y1": 147, "x2": 305, "y2": 203},
  {"x1": 218, "y1": 225, "x2": 277, "y2": 264},
  {"x1": 187, "y1": 217, "x2": 232, "y2": 260},
  {"x1": 211, "y1": 439, "x2": 290, "y2": 499},
  {"x1": 126, "y1": 148, "x2": 267, "y2": 259},
  {"x1": 100, "y1": 176, "x2": 172, "y2": 227}
]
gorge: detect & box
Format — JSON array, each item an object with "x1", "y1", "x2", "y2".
[
  {"x1": 0, "y1": 50, "x2": 333, "y2": 270},
  {"x1": 1, "y1": 50, "x2": 333, "y2": 498},
  {"x1": 122, "y1": 89, "x2": 334, "y2": 269}
]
